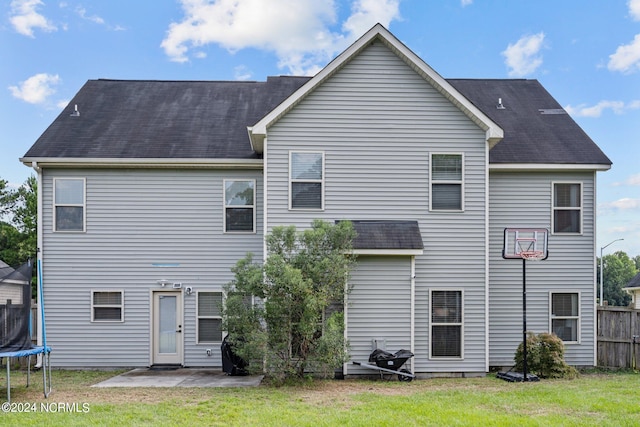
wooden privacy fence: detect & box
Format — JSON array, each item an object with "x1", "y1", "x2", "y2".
[{"x1": 597, "y1": 306, "x2": 640, "y2": 369}]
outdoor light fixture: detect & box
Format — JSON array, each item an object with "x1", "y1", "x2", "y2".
[{"x1": 157, "y1": 279, "x2": 171, "y2": 287}]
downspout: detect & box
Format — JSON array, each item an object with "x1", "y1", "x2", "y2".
[
  {"x1": 262, "y1": 137, "x2": 269, "y2": 375},
  {"x1": 484, "y1": 139, "x2": 490, "y2": 373},
  {"x1": 410, "y1": 255, "x2": 415, "y2": 372},
  {"x1": 32, "y1": 162, "x2": 43, "y2": 367},
  {"x1": 592, "y1": 171, "x2": 598, "y2": 367},
  {"x1": 263, "y1": 136, "x2": 268, "y2": 264}
]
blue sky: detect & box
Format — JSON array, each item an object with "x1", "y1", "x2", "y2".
[{"x1": 2, "y1": 0, "x2": 639, "y2": 256}]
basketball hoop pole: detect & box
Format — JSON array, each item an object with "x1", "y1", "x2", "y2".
[
  {"x1": 522, "y1": 257, "x2": 529, "y2": 382},
  {"x1": 502, "y1": 228, "x2": 548, "y2": 383}
]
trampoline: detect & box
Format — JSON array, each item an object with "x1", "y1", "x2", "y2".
[{"x1": 1, "y1": 260, "x2": 52, "y2": 402}]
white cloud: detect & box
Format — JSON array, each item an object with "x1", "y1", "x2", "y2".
[
  {"x1": 56, "y1": 99, "x2": 70, "y2": 109},
  {"x1": 76, "y1": 6, "x2": 105, "y2": 25},
  {"x1": 625, "y1": 174, "x2": 640, "y2": 186},
  {"x1": 502, "y1": 33, "x2": 545, "y2": 77},
  {"x1": 10, "y1": 0, "x2": 57, "y2": 37},
  {"x1": 234, "y1": 65, "x2": 252, "y2": 81},
  {"x1": 564, "y1": 100, "x2": 630, "y2": 117},
  {"x1": 161, "y1": 0, "x2": 400, "y2": 75},
  {"x1": 9, "y1": 73, "x2": 61, "y2": 104},
  {"x1": 630, "y1": 0, "x2": 640, "y2": 21},
  {"x1": 605, "y1": 198, "x2": 640, "y2": 210},
  {"x1": 608, "y1": 34, "x2": 640, "y2": 74},
  {"x1": 342, "y1": 0, "x2": 401, "y2": 38},
  {"x1": 461, "y1": 0, "x2": 473, "y2": 6}
]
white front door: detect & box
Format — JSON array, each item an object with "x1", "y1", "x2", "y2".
[{"x1": 152, "y1": 291, "x2": 183, "y2": 365}]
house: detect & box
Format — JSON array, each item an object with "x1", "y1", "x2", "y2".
[
  {"x1": 20, "y1": 24, "x2": 611, "y2": 375},
  {"x1": 623, "y1": 273, "x2": 640, "y2": 309}
]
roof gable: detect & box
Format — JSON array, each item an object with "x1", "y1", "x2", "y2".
[{"x1": 248, "y1": 23, "x2": 503, "y2": 153}]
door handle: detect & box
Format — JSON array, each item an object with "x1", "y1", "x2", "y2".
[{"x1": 176, "y1": 329, "x2": 182, "y2": 333}]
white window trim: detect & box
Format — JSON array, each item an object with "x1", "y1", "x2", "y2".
[
  {"x1": 196, "y1": 290, "x2": 223, "y2": 344},
  {"x1": 91, "y1": 289, "x2": 124, "y2": 322},
  {"x1": 223, "y1": 179, "x2": 256, "y2": 234},
  {"x1": 549, "y1": 291, "x2": 581, "y2": 344},
  {"x1": 429, "y1": 289, "x2": 464, "y2": 360},
  {"x1": 429, "y1": 153, "x2": 465, "y2": 212},
  {"x1": 289, "y1": 151, "x2": 325, "y2": 211},
  {"x1": 53, "y1": 177, "x2": 86, "y2": 232},
  {"x1": 551, "y1": 181, "x2": 583, "y2": 235}
]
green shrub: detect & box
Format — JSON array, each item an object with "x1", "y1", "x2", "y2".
[{"x1": 515, "y1": 332, "x2": 579, "y2": 379}]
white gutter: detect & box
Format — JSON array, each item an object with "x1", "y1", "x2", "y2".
[
  {"x1": 490, "y1": 163, "x2": 611, "y2": 172},
  {"x1": 20, "y1": 157, "x2": 264, "y2": 170}
]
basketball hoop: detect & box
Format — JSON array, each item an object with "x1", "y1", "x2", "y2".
[{"x1": 520, "y1": 250, "x2": 545, "y2": 261}]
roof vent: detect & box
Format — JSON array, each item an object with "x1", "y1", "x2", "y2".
[
  {"x1": 496, "y1": 98, "x2": 505, "y2": 110},
  {"x1": 70, "y1": 104, "x2": 80, "y2": 117},
  {"x1": 538, "y1": 108, "x2": 567, "y2": 115}
]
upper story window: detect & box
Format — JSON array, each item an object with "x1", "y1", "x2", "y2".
[
  {"x1": 550, "y1": 292, "x2": 580, "y2": 343},
  {"x1": 290, "y1": 151, "x2": 324, "y2": 210},
  {"x1": 224, "y1": 179, "x2": 256, "y2": 233},
  {"x1": 54, "y1": 178, "x2": 85, "y2": 232},
  {"x1": 552, "y1": 183, "x2": 582, "y2": 234},
  {"x1": 430, "y1": 154, "x2": 463, "y2": 211}
]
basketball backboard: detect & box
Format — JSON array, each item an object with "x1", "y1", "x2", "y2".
[{"x1": 502, "y1": 228, "x2": 549, "y2": 260}]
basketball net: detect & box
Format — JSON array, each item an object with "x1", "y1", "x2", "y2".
[{"x1": 520, "y1": 250, "x2": 545, "y2": 261}]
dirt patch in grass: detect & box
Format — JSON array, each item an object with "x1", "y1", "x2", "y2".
[{"x1": 0, "y1": 369, "x2": 551, "y2": 406}]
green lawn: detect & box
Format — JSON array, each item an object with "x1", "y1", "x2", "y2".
[{"x1": 1, "y1": 370, "x2": 639, "y2": 426}]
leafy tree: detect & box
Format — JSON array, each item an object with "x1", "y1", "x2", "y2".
[
  {"x1": 598, "y1": 251, "x2": 636, "y2": 306},
  {"x1": 0, "y1": 175, "x2": 37, "y2": 273},
  {"x1": 0, "y1": 178, "x2": 18, "y2": 218},
  {"x1": 634, "y1": 255, "x2": 640, "y2": 271},
  {"x1": 222, "y1": 220, "x2": 356, "y2": 383}
]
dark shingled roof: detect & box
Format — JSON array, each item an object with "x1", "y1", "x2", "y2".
[
  {"x1": 346, "y1": 220, "x2": 424, "y2": 250},
  {"x1": 627, "y1": 272, "x2": 640, "y2": 288},
  {"x1": 448, "y1": 79, "x2": 612, "y2": 165},
  {"x1": 23, "y1": 77, "x2": 611, "y2": 166},
  {"x1": 23, "y1": 76, "x2": 310, "y2": 159},
  {"x1": 0, "y1": 260, "x2": 32, "y2": 284}
]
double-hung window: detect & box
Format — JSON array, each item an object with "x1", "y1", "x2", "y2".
[
  {"x1": 552, "y1": 183, "x2": 582, "y2": 234},
  {"x1": 550, "y1": 292, "x2": 580, "y2": 343},
  {"x1": 224, "y1": 179, "x2": 256, "y2": 232},
  {"x1": 91, "y1": 290, "x2": 124, "y2": 322},
  {"x1": 197, "y1": 292, "x2": 223, "y2": 343},
  {"x1": 430, "y1": 290, "x2": 463, "y2": 358},
  {"x1": 430, "y1": 154, "x2": 463, "y2": 211},
  {"x1": 290, "y1": 151, "x2": 324, "y2": 210},
  {"x1": 54, "y1": 178, "x2": 85, "y2": 232}
]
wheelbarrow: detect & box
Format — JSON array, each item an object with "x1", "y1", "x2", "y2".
[{"x1": 352, "y1": 348, "x2": 415, "y2": 381}]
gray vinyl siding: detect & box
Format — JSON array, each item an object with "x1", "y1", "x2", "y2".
[
  {"x1": 41, "y1": 168, "x2": 263, "y2": 367},
  {"x1": 347, "y1": 257, "x2": 411, "y2": 374},
  {"x1": 488, "y1": 171, "x2": 596, "y2": 367},
  {"x1": 266, "y1": 40, "x2": 488, "y2": 373}
]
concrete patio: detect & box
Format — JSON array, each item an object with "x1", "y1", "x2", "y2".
[{"x1": 92, "y1": 368, "x2": 263, "y2": 388}]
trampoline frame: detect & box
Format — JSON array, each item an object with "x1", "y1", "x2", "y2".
[{"x1": 2, "y1": 346, "x2": 52, "y2": 402}]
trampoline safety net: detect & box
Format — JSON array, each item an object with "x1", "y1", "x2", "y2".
[{"x1": 0, "y1": 283, "x2": 32, "y2": 352}]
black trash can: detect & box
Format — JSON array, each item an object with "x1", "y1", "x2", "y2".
[{"x1": 221, "y1": 335, "x2": 248, "y2": 376}]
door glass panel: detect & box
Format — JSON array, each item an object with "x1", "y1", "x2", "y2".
[{"x1": 159, "y1": 295, "x2": 176, "y2": 354}]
